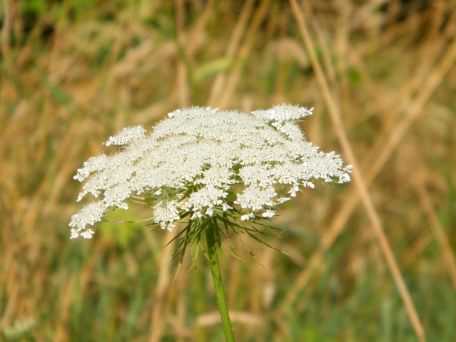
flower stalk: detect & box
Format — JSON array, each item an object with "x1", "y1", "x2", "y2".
[{"x1": 205, "y1": 221, "x2": 235, "y2": 342}]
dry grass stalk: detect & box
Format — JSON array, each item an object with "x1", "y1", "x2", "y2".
[
  {"x1": 415, "y1": 179, "x2": 456, "y2": 288},
  {"x1": 282, "y1": 34, "x2": 456, "y2": 312},
  {"x1": 148, "y1": 230, "x2": 177, "y2": 342},
  {"x1": 289, "y1": 0, "x2": 426, "y2": 339}
]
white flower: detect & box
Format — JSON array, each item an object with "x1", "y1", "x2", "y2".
[
  {"x1": 235, "y1": 186, "x2": 276, "y2": 211},
  {"x1": 74, "y1": 154, "x2": 109, "y2": 182},
  {"x1": 69, "y1": 104, "x2": 351, "y2": 239},
  {"x1": 262, "y1": 210, "x2": 276, "y2": 218},
  {"x1": 80, "y1": 229, "x2": 95, "y2": 239},
  {"x1": 240, "y1": 213, "x2": 255, "y2": 221},
  {"x1": 253, "y1": 104, "x2": 313, "y2": 122},
  {"x1": 69, "y1": 202, "x2": 106, "y2": 239},
  {"x1": 153, "y1": 201, "x2": 180, "y2": 231},
  {"x1": 105, "y1": 126, "x2": 145, "y2": 146},
  {"x1": 222, "y1": 203, "x2": 232, "y2": 211}
]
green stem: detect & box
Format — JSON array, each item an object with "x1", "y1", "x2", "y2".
[{"x1": 206, "y1": 225, "x2": 236, "y2": 342}]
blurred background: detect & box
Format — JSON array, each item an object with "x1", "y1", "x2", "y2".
[{"x1": 1, "y1": 0, "x2": 456, "y2": 341}]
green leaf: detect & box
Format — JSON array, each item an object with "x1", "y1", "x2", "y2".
[{"x1": 193, "y1": 58, "x2": 232, "y2": 83}]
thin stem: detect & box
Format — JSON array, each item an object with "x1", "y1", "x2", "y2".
[
  {"x1": 289, "y1": 1, "x2": 426, "y2": 340},
  {"x1": 205, "y1": 223, "x2": 235, "y2": 342}
]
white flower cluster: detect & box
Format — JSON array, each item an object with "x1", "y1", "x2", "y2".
[{"x1": 69, "y1": 104, "x2": 351, "y2": 239}]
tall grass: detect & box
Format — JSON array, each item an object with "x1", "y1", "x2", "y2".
[{"x1": 1, "y1": 1, "x2": 456, "y2": 340}]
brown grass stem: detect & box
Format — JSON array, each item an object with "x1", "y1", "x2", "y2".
[
  {"x1": 289, "y1": 0, "x2": 426, "y2": 340},
  {"x1": 280, "y1": 36, "x2": 456, "y2": 313}
]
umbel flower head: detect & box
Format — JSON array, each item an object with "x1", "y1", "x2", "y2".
[{"x1": 69, "y1": 105, "x2": 351, "y2": 240}]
